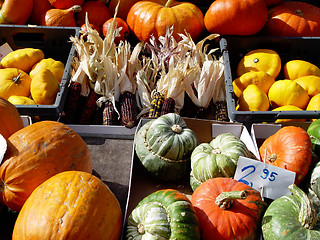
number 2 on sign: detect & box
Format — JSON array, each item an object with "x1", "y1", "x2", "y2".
[{"x1": 238, "y1": 165, "x2": 278, "y2": 187}]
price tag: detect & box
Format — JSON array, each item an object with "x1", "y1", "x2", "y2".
[
  {"x1": 0, "y1": 42, "x2": 13, "y2": 61},
  {"x1": 234, "y1": 157, "x2": 296, "y2": 200}
]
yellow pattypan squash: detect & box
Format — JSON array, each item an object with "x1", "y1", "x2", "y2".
[
  {"x1": 0, "y1": 68, "x2": 31, "y2": 100},
  {"x1": 294, "y1": 75, "x2": 320, "y2": 97},
  {"x1": 283, "y1": 60, "x2": 320, "y2": 80},
  {"x1": 268, "y1": 79, "x2": 310, "y2": 109},
  {"x1": 233, "y1": 71, "x2": 275, "y2": 98},
  {"x1": 236, "y1": 84, "x2": 270, "y2": 111},
  {"x1": 8, "y1": 95, "x2": 36, "y2": 105},
  {"x1": 237, "y1": 49, "x2": 281, "y2": 79},
  {"x1": 30, "y1": 69, "x2": 60, "y2": 105},
  {"x1": 1, "y1": 48, "x2": 44, "y2": 73},
  {"x1": 29, "y1": 58, "x2": 65, "y2": 83},
  {"x1": 306, "y1": 93, "x2": 320, "y2": 121},
  {"x1": 272, "y1": 105, "x2": 305, "y2": 123}
]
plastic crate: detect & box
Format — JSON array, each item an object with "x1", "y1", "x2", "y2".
[
  {"x1": 0, "y1": 24, "x2": 80, "y2": 120},
  {"x1": 220, "y1": 36, "x2": 320, "y2": 124}
]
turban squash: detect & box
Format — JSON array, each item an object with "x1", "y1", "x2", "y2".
[
  {"x1": 0, "y1": 121, "x2": 93, "y2": 211},
  {"x1": 126, "y1": 0, "x2": 205, "y2": 42}
]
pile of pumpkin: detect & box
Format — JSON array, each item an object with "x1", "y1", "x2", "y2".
[
  {"x1": 234, "y1": 49, "x2": 320, "y2": 119},
  {"x1": 0, "y1": 48, "x2": 65, "y2": 105},
  {"x1": 126, "y1": 112, "x2": 320, "y2": 239},
  {"x1": 0, "y1": 98, "x2": 123, "y2": 239}
]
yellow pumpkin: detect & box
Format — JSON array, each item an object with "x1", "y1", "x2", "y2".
[
  {"x1": 30, "y1": 69, "x2": 60, "y2": 105},
  {"x1": 294, "y1": 75, "x2": 320, "y2": 97},
  {"x1": 233, "y1": 71, "x2": 275, "y2": 98},
  {"x1": 272, "y1": 105, "x2": 305, "y2": 123},
  {"x1": 29, "y1": 58, "x2": 65, "y2": 83},
  {"x1": 237, "y1": 49, "x2": 281, "y2": 79},
  {"x1": 0, "y1": 68, "x2": 31, "y2": 100},
  {"x1": 268, "y1": 80, "x2": 310, "y2": 109},
  {"x1": 236, "y1": 84, "x2": 270, "y2": 111},
  {"x1": 283, "y1": 60, "x2": 320, "y2": 80},
  {"x1": 1, "y1": 48, "x2": 45, "y2": 73},
  {"x1": 8, "y1": 95, "x2": 36, "y2": 105}
]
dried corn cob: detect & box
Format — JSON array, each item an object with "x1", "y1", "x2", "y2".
[
  {"x1": 90, "y1": 105, "x2": 104, "y2": 125},
  {"x1": 120, "y1": 91, "x2": 138, "y2": 128},
  {"x1": 215, "y1": 100, "x2": 228, "y2": 121},
  {"x1": 195, "y1": 107, "x2": 208, "y2": 119},
  {"x1": 63, "y1": 82, "x2": 82, "y2": 123},
  {"x1": 79, "y1": 90, "x2": 100, "y2": 124},
  {"x1": 148, "y1": 92, "x2": 165, "y2": 118},
  {"x1": 103, "y1": 99, "x2": 119, "y2": 126},
  {"x1": 160, "y1": 97, "x2": 175, "y2": 115}
]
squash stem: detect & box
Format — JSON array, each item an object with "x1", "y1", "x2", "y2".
[
  {"x1": 13, "y1": 73, "x2": 21, "y2": 84},
  {"x1": 171, "y1": 124, "x2": 182, "y2": 133},
  {"x1": 215, "y1": 190, "x2": 247, "y2": 210},
  {"x1": 288, "y1": 184, "x2": 317, "y2": 229},
  {"x1": 165, "y1": 0, "x2": 174, "y2": 7}
]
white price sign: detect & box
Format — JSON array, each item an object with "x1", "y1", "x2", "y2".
[{"x1": 234, "y1": 157, "x2": 296, "y2": 200}]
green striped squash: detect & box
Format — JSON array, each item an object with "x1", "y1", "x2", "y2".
[
  {"x1": 126, "y1": 189, "x2": 200, "y2": 240},
  {"x1": 190, "y1": 132, "x2": 253, "y2": 191},
  {"x1": 307, "y1": 119, "x2": 320, "y2": 157},
  {"x1": 262, "y1": 184, "x2": 320, "y2": 240},
  {"x1": 135, "y1": 113, "x2": 199, "y2": 181}
]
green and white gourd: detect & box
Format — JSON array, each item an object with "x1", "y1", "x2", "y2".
[
  {"x1": 190, "y1": 132, "x2": 253, "y2": 191},
  {"x1": 135, "y1": 113, "x2": 199, "y2": 181},
  {"x1": 308, "y1": 161, "x2": 320, "y2": 213},
  {"x1": 262, "y1": 184, "x2": 320, "y2": 240},
  {"x1": 126, "y1": 189, "x2": 201, "y2": 240}
]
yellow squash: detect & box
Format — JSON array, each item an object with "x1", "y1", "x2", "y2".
[
  {"x1": 1, "y1": 48, "x2": 44, "y2": 73},
  {"x1": 8, "y1": 95, "x2": 36, "y2": 105},
  {"x1": 284, "y1": 60, "x2": 320, "y2": 80},
  {"x1": 294, "y1": 75, "x2": 320, "y2": 97},
  {"x1": 272, "y1": 105, "x2": 305, "y2": 123},
  {"x1": 268, "y1": 80, "x2": 310, "y2": 109},
  {"x1": 29, "y1": 58, "x2": 65, "y2": 83},
  {"x1": 236, "y1": 84, "x2": 270, "y2": 111},
  {"x1": 30, "y1": 69, "x2": 60, "y2": 105},
  {"x1": 237, "y1": 49, "x2": 281, "y2": 79},
  {"x1": 306, "y1": 93, "x2": 320, "y2": 121},
  {"x1": 0, "y1": 68, "x2": 31, "y2": 100},
  {"x1": 233, "y1": 71, "x2": 275, "y2": 98}
]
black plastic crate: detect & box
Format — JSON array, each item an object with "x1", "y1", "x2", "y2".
[
  {"x1": 0, "y1": 24, "x2": 80, "y2": 120},
  {"x1": 220, "y1": 36, "x2": 320, "y2": 123}
]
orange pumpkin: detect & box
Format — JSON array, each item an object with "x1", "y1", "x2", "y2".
[
  {"x1": 108, "y1": 0, "x2": 139, "y2": 21},
  {"x1": 126, "y1": 0, "x2": 205, "y2": 42},
  {"x1": 263, "y1": 1, "x2": 320, "y2": 36},
  {"x1": 0, "y1": 0, "x2": 33, "y2": 24},
  {"x1": 28, "y1": 0, "x2": 52, "y2": 25},
  {"x1": 12, "y1": 171, "x2": 122, "y2": 240},
  {"x1": 0, "y1": 121, "x2": 93, "y2": 211},
  {"x1": 48, "y1": 0, "x2": 84, "y2": 9},
  {"x1": 0, "y1": 98, "x2": 24, "y2": 139},
  {"x1": 204, "y1": 0, "x2": 268, "y2": 35},
  {"x1": 259, "y1": 126, "x2": 313, "y2": 184}
]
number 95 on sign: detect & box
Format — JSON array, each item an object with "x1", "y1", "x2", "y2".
[{"x1": 234, "y1": 157, "x2": 296, "y2": 200}]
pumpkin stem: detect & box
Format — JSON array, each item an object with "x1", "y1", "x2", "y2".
[
  {"x1": 137, "y1": 223, "x2": 145, "y2": 234},
  {"x1": 267, "y1": 153, "x2": 277, "y2": 162},
  {"x1": 70, "y1": 5, "x2": 82, "y2": 13},
  {"x1": 288, "y1": 184, "x2": 317, "y2": 230},
  {"x1": 215, "y1": 190, "x2": 247, "y2": 210},
  {"x1": 165, "y1": 0, "x2": 174, "y2": 7},
  {"x1": 295, "y1": 9, "x2": 303, "y2": 16},
  {"x1": 171, "y1": 124, "x2": 182, "y2": 133},
  {"x1": 13, "y1": 73, "x2": 21, "y2": 84}
]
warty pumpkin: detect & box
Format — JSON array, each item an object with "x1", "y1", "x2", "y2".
[
  {"x1": 126, "y1": 0, "x2": 205, "y2": 42},
  {"x1": 0, "y1": 0, "x2": 33, "y2": 25},
  {"x1": 259, "y1": 126, "x2": 313, "y2": 184},
  {"x1": 191, "y1": 177, "x2": 267, "y2": 240},
  {"x1": 0, "y1": 120, "x2": 93, "y2": 211},
  {"x1": 12, "y1": 171, "x2": 122, "y2": 240},
  {"x1": 0, "y1": 98, "x2": 24, "y2": 139}
]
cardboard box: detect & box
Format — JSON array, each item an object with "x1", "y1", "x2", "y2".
[{"x1": 121, "y1": 117, "x2": 259, "y2": 239}]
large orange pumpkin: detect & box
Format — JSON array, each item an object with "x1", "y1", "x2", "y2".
[
  {"x1": 0, "y1": 0, "x2": 33, "y2": 24},
  {"x1": 0, "y1": 98, "x2": 24, "y2": 139},
  {"x1": 259, "y1": 126, "x2": 313, "y2": 184},
  {"x1": 0, "y1": 121, "x2": 93, "y2": 211},
  {"x1": 204, "y1": 0, "x2": 268, "y2": 35},
  {"x1": 12, "y1": 171, "x2": 122, "y2": 240},
  {"x1": 263, "y1": 1, "x2": 320, "y2": 36},
  {"x1": 126, "y1": 0, "x2": 205, "y2": 42}
]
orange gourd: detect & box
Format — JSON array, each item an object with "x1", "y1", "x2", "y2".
[
  {"x1": 259, "y1": 126, "x2": 313, "y2": 184},
  {"x1": 48, "y1": 0, "x2": 84, "y2": 9},
  {"x1": 0, "y1": 98, "x2": 24, "y2": 139},
  {"x1": 28, "y1": 0, "x2": 52, "y2": 25},
  {"x1": 41, "y1": 5, "x2": 82, "y2": 27},
  {"x1": 0, "y1": 121, "x2": 93, "y2": 211},
  {"x1": 12, "y1": 171, "x2": 122, "y2": 240},
  {"x1": 102, "y1": 17, "x2": 130, "y2": 44},
  {"x1": 0, "y1": 0, "x2": 33, "y2": 24},
  {"x1": 126, "y1": 0, "x2": 204, "y2": 42}
]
